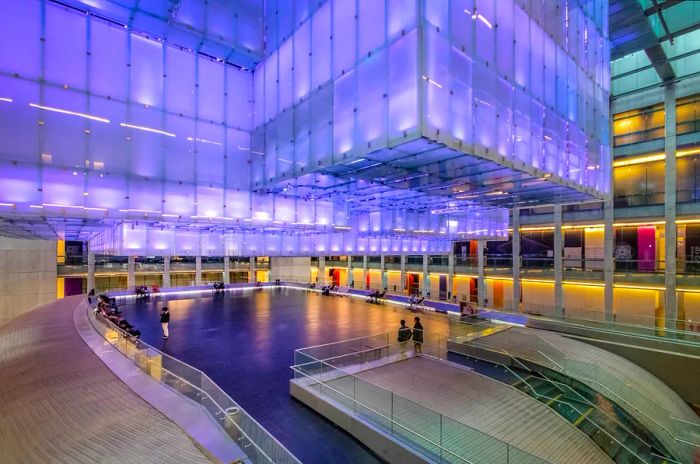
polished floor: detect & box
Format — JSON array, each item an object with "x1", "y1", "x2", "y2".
[{"x1": 120, "y1": 288, "x2": 449, "y2": 464}]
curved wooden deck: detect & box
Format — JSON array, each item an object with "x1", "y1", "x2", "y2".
[{"x1": 0, "y1": 295, "x2": 211, "y2": 464}]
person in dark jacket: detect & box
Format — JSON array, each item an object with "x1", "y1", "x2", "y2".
[
  {"x1": 160, "y1": 306, "x2": 170, "y2": 339},
  {"x1": 413, "y1": 317, "x2": 424, "y2": 354},
  {"x1": 397, "y1": 319, "x2": 412, "y2": 352}
]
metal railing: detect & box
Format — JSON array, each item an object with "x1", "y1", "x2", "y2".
[
  {"x1": 448, "y1": 319, "x2": 700, "y2": 463},
  {"x1": 86, "y1": 303, "x2": 301, "y2": 464},
  {"x1": 292, "y1": 333, "x2": 553, "y2": 464}
]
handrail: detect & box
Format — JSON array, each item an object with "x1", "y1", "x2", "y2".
[
  {"x1": 499, "y1": 349, "x2": 658, "y2": 463},
  {"x1": 507, "y1": 365, "x2": 650, "y2": 463},
  {"x1": 459, "y1": 333, "x2": 700, "y2": 458},
  {"x1": 87, "y1": 304, "x2": 301, "y2": 464},
  {"x1": 292, "y1": 355, "x2": 553, "y2": 464},
  {"x1": 291, "y1": 366, "x2": 477, "y2": 464}
]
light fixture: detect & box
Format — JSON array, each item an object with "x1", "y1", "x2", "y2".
[
  {"x1": 29, "y1": 103, "x2": 110, "y2": 123},
  {"x1": 120, "y1": 122, "x2": 175, "y2": 137},
  {"x1": 0, "y1": 97, "x2": 13, "y2": 103}
]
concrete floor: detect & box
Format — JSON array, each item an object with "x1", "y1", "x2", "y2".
[{"x1": 119, "y1": 287, "x2": 450, "y2": 464}]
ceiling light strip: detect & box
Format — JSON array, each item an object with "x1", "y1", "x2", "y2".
[{"x1": 29, "y1": 103, "x2": 110, "y2": 123}]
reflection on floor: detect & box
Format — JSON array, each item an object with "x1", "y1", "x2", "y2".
[{"x1": 119, "y1": 288, "x2": 449, "y2": 464}]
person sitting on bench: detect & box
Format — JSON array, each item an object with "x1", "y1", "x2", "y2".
[{"x1": 366, "y1": 289, "x2": 379, "y2": 302}]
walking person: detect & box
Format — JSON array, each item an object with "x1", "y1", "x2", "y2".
[
  {"x1": 397, "y1": 319, "x2": 412, "y2": 353},
  {"x1": 160, "y1": 306, "x2": 170, "y2": 339},
  {"x1": 413, "y1": 316, "x2": 424, "y2": 354}
]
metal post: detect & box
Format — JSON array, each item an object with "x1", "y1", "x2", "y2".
[
  {"x1": 664, "y1": 84, "x2": 678, "y2": 327},
  {"x1": 512, "y1": 208, "x2": 521, "y2": 312},
  {"x1": 163, "y1": 256, "x2": 171, "y2": 288},
  {"x1": 380, "y1": 254, "x2": 387, "y2": 290},
  {"x1": 347, "y1": 256, "x2": 353, "y2": 287},
  {"x1": 554, "y1": 205, "x2": 564, "y2": 316}
]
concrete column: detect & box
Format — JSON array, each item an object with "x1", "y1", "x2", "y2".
[
  {"x1": 554, "y1": 204, "x2": 564, "y2": 317},
  {"x1": 223, "y1": 256, "x2": 230, "y2": 284},
  {"x1": 604, "y1": 199, "x2": 614, "y2": 321},
  {"x1": 400, "y1": 255, "x2": 407, "y2": 294},
  {"x1": 195, "y1": 256, "x2": 202, "y2": 285},
  {"x1": 422, "y1": 254, "x2": 429, "y2": 298},
  {"x1": 347, "y1": 257, "x2": 353, "y2": 287},
  {"x1": 362, "y1": 255, "x2": 368, "y2": 289},
  {"x1": 477, "y1": 241, "x2": 486, "y2": 307},
  {"x1": 380, "y1": 254, "x2": 387, "y2": 290},
  {"x1": 87, "y1": 252, "x2": 95, "y2": 293},
  {"x1": 318, "y1": 255, "x2": 326, "y2": 284},
  {"x1": 163, "y1": 256, "x2": 171, "y2": 288},
  {"x1": 512, "y1": 209, "x2": 521, "y2": 312},
  {"x1": 249, "y1": 257, "x2": 256, "y2": 283},
  {"x1": 664, "y1": 84, "x2": 678, "y2": 326},
  {"x1": 447, "y1": 253, "x2": 455, "y2": 302},
  {"x1": 127, "y1": 256, "x2": 135, "y2": 290}
]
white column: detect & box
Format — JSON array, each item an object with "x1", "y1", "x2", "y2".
[
  {"x1": 249, "y1": 257, "x2": 256, "y2": 283},
  {"x1": 318, "y1": 255, "x2": 326, "y2": 285},
  {"x1": 604, "y1": 199, "x2": 614, "y2": 321},
  {"x1": 362, "y1": 255, "x2": 368, "y2": 289},
  {"x1": 163, "y1": 256, "x2": 171, "y2": 288},
  {"x1": 447, "y1": 253, "x2": 455, "y2": 302},
  {"x1": 87, "y1": 252, "x2": 95, "y2": 293},
  {"x1": 223, "y1": 256, "x2": 230, "y2": 284},
  {"x1": 422, "y1": 254, "x2": 429, "y2": 298},
  {"x1": 512, "y1": 209, "x2": 521, "y2": 312},
  {"x1": 347, "y1": 257, "x2": 353, "y2": 287},
  {"x1": 195, "y1": 256, "x2": 202, "y2": 285},
  {"x1": 477, "y1": 241, "x2": 485, "y2": 307},
  {"x1": 380, "y1": 254, "x2": 387, "y2": 290},
  {"x1": 400, "y1": 255, "x2": 407, "y2": 294},
  {"x1": 554, "y1": 204, "x2": 564, "y2": 317},
  {"x1": 664, "y1": 84, "x2": 678, "y2": 327},
  {"x1": 127, "y1": 256, "x2": 135, "y2": 290}
]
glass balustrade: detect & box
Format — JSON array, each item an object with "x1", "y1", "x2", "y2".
[{"x1": 87, "y1": 302, "x2": 300, "y2": 464}]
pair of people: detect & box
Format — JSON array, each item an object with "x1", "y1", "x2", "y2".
[{"x1": 397, "y1": 317, "x2": 424, "y2": 354}]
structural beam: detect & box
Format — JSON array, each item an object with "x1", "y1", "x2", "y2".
[
  {"x1": 400, "y1": 255, "x2": 406, "y2": 295},
  {"x1": 318, "y1": 255, "x2": 326, "y2": 285},
  {"x1": 249, "y1": 257, "x2": 256, "y2": 283},
  {"x1": 554, "y1": 205, "x2": 564, "y2": 317},
  {"x1": 447, "y1": 252, "x2": 454, "y2": 302},
  {"x1": 665, "y1": 84, "x2": 678, "y2": 326}
]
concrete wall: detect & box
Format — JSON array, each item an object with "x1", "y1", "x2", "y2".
[
  {"x1": 270, "y1": 257, "x2": 311, "y2": 282},
  {"x1": 0, "y1": 237, "x2": 57, "y2": 327}
]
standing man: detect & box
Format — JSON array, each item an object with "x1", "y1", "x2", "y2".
[
  {"x1": 160, "y1": 306, "x2": 170, "y2": 339},
  {"x1": 397, "y1": 319, "x2": 412, "y2": 352},
  {"x1": 413, "y1": 317, "x2": 424, "y2": 354}
]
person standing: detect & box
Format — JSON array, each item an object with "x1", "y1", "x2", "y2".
[
  {"x1": 397, "y1": 319, "x2": 412, "y2": 352},
  {"x1": 160, "y1": 306, "x2": 170, "y2": 339},
  {"x1": 413, "y1": 317, "x2": 424, "y2": 354}
]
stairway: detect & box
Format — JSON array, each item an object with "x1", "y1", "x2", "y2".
[{"x1": 447, "y1": 353, "x2": 676, "y2": 464}]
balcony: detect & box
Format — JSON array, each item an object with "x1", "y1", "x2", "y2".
[
  {"x1": 484, "y1": 256, "x2": 512, "y2": 276},
  {"x1": 454, "y1": 256, "x2": 477, "y2": 275},
  {"x1": 427, "y1": 255, "x2": 449, "y2": 274}
]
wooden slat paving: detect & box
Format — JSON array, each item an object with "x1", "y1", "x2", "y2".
[
  {"x1": 346, "y1": 356, "x2": 611, "y2": 464},
  {"x1": 0, "y1": 296, "x2": 212, "y2": 464}
]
